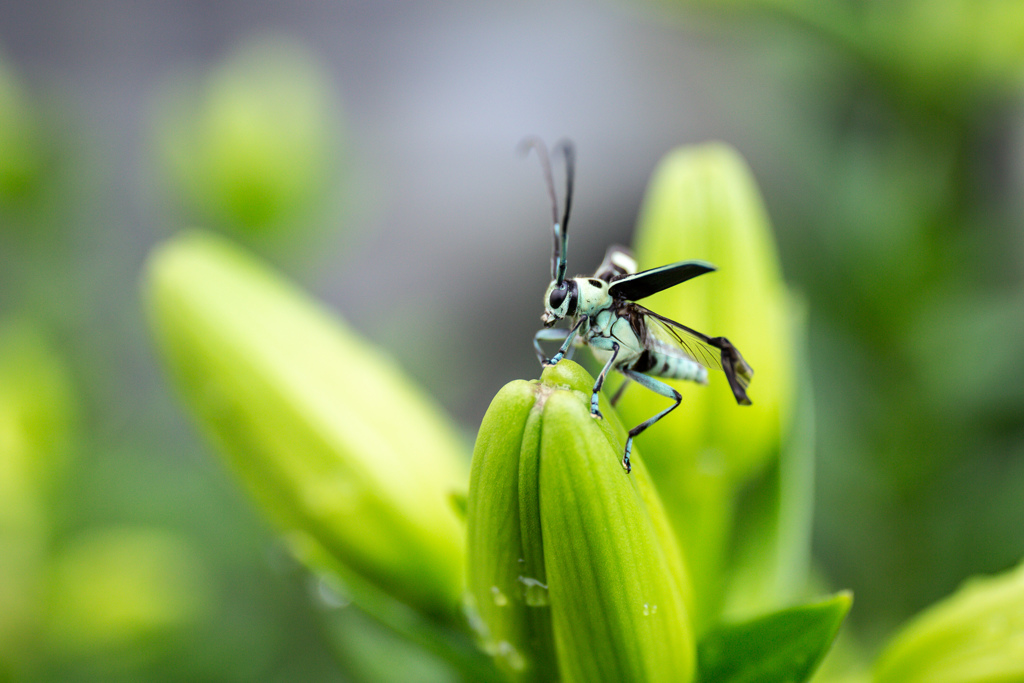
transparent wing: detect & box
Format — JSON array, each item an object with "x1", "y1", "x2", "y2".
[
  {"x1": 633, "y1": 303, "x2": 754, "y2": 404},
  {"x1": 636, "y1": 304, "x2": 723, "y2": 370}
]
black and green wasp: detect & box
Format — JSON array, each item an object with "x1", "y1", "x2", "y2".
[{"x1": 525, "y1": 139, "x2": 754, "y2": 473}]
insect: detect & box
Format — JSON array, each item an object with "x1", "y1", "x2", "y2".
[{"x1": 524, "y1": 138, "x2": 754, "y2": 473}]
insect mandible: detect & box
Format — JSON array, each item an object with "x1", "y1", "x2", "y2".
[{"x1": 524, "y1": 138, "x2": 754, "y2": 473}]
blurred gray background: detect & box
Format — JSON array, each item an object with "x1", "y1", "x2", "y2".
[{"x1": 1, "y1": 0, "x2": 758, "y2": 417}]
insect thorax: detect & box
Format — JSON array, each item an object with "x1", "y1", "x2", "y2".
[{"x1": 572, "y1": 277, "x2": 612, "y2": 316}]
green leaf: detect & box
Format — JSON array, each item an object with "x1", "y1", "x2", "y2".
[
  {"x1": 144, "y1": 230, "x2": 469, "y2": 619},
  {"x1": 874, "y1": 559, "x2": 1024, "y2": 683},
  {"x1": 697, "y1": 592, "x2": 852, "y2": 683}
]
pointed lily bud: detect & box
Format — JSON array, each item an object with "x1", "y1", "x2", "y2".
[
  {"x1": 0, "y1": 321, "x2": 75, "y2": 521},
  {"x1": 45, "y1": 527, "x2": 209, "y2": 657},
  {"x1": 144, "y1": 231, "x2": 468, "y2": 619},
  {"x1": 153, "y1": 37, "x2": 340, "y2": 236},
  {"x1": 625, "y1": 142, "x2": 793, "y2": 483},
  {"x1": 616, "y1": 144, "x2": 799, "y2": 629},
  {"x1": 874, "y1": 560, "x2": 1024, "y2": 683},
  {"x1": 467, "y1": 360, "x2": 695, "y2": 682},
  {"x1": 0, "y1": 321, "x2": 75, "y2": 672},
  {"x1": 0, "y1": 58, "x2": 46, "y2": 207}
]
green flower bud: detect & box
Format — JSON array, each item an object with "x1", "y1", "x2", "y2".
[
  {"x1": 45, "y1": 527, "x2": 208, "y2": 657},
  {"x1": 625, "y1": 142, "x2": 794, "y2": 484},
  {"x1": 153, "y1": 36, "x2": 340, "y2": 236},
  {"x1": 467, "y1": 360, "x2": 695, "y2": 682},
  {"x1": 874, "y1": 559, "x2": 1024, "y2": 683},
  {"x1": 0, "y1": 321, "x2": 75, "y2": 672},
  {"x1": 0, "y1": 321, "x2": 75, "y2": 519},
  {"x1": 144, "y1": 230, "x2": 468, "y2": 619},
  {"x1": 616, "y1": 143, "x2": 799, "y2": 629},
  {"x1": 0, "y1": 57, "x2": 46, "y2": 207}
]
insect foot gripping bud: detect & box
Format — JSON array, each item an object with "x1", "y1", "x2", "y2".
[
  {"x1": 144, "y1": 230, "x2": 468, "y2": 620},
  {"x1": 466, "y1": 359, "x2": 696, "y2": 683}
]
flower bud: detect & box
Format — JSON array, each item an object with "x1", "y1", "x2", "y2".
[
  {"x1": 153, "y1": 36, "x2": 340, "y2": 236},
  {"x1": 45, "y1": 527, "x2": 208, "y2": 657},
  {"x1": 625, "y1": 142, "x2": 794, "y2": 484},
  {"x1": 0, "y1": 58, "x2": 46, "y2": 208},
  {"x1": 616, "y1": 143, "x2": 799, "y2": 628},
  {"x1": 467, "y1": 360, "x2": 695, "y2": 682},
  {"x1": 0, "y1": 321, "x2": 75, "y2": 671},
  {"x1": 144, "y1": 230, "x2": 468, "y2": 618}
]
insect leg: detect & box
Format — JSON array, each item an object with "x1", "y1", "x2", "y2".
[
  {"x1": 547, "y1": 318, "x2": 586, "y2": 366},
  {"x1": 533, "y1": 328, "x2": 569, "y2": 365},
  {"x1": 559, "y1": 331, "x2": 580, "y2": 362},
  {"x1": 617, "y1": 369, "x2": 682, "y2": 474},
  {"x1": 609, "y1": 378, "x2": 631, "y2": 407},
  {"x1": 533, "y1": 318, "x2": 586, "y2": 367},
  {"x1": 590, "y1": 342, "x2": 619, "y2": 420}
]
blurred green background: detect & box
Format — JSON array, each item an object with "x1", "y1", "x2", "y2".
[{"x1": 1, "y1": 1, "x2": 1023, "y2": 680}]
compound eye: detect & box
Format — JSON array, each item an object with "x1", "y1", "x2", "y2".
[{"x1": 548, "y1": 283, "x2": 568, "y2": 309}]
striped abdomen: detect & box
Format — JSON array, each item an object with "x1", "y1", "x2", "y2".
[{"x1": 630, "y1": 343, "x2": 708, "y2": 383}]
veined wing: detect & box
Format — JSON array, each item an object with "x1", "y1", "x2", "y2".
[
  {"x1": 634, "y1": 303, "x2": 754, "y2": 405},
  {"x1": 637, "y1": 304, "x2": 722, "y2": 370}
]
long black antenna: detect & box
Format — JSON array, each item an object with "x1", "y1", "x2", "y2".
[
  {"x1": 519, "y1": 137, "x2": 558, "y2": 227},
  {"x1": 519, "y1": 136, "x2": 574, "y2": 285},
  {"x1": 553, "y1": 139, "x2": 575, "y2": 286}
]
